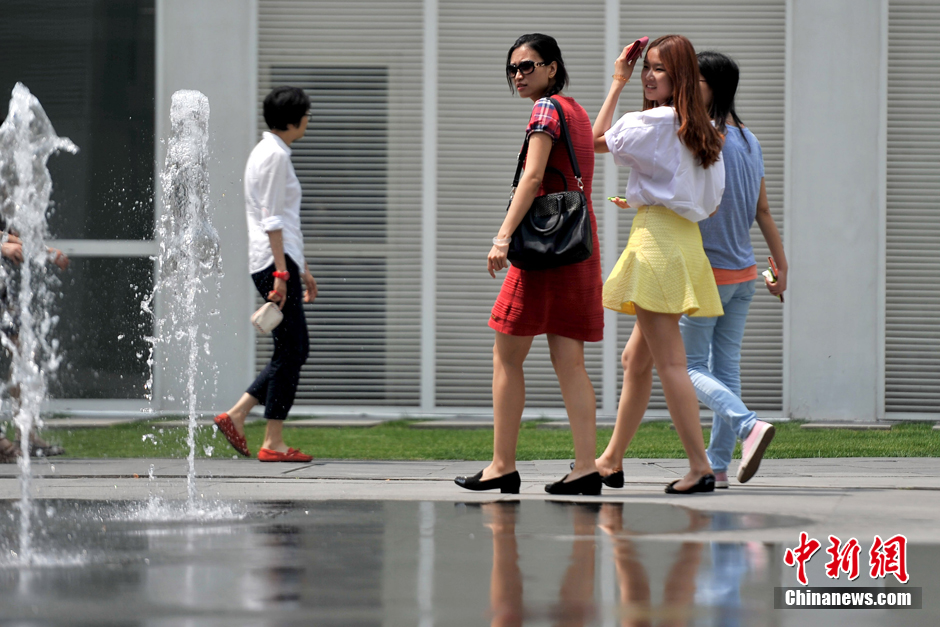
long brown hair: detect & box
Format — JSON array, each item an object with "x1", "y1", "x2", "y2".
[{"x1": 642, "y1": 35, "x2": 723, "y2": 168}]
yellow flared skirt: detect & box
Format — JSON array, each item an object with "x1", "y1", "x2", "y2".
[{"x1": 603, "y1": 205, "x2": 723, "y2": 317}]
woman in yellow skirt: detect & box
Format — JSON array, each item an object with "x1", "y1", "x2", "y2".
[{"x1": 591, "y1": 34, "x2": 725, "y2": 494}]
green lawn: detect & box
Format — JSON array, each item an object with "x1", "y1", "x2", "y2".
[{"x1": 33, "y1": 419, "x2": 940, "y2": 460}]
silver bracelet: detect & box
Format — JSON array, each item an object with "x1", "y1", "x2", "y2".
[{"x1": 492, "y1": 236, "x2": 511, "y2": 247}]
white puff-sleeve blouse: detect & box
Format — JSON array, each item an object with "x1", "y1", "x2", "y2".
[{"x1": 605, "y1": 106, "x2": 724, "y2": 223}]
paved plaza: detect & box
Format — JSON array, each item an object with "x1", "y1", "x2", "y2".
[
  {"x1": 2, "y1": 456, "x2": 939, "y2": 544},
  {"x1": 1, "y1": 456, "x2": 937, "y2": 625}
]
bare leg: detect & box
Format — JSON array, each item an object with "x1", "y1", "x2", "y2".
[
  {"x1": 7, "y1": 384, "x2": 54, "y2": 450},
  {"x1": 484, "y1": 503, "x2": 522, "y2": 627},
  {"x1": 596, "y1": 322, "x2": 654, "y2": 476},
  {"x1": 634, "y1": 306, "x2": 712, "y2": 491},
  {"x1": 0, "y1": 435, "x2": 19, "y2": 462},
  {"x1": 547, "y1": 334, "x2": 598, "y2": 481},
  {"x1": 225, "y1": 392, "x2": 260, "y2": 434},
  {"x1": 660, "y1": 542, "x2": 703, "y2": 627},
  {"x1": 556, "y1": 504, "x2": 598, "y2": 625},
  {"x1": 260, "y1": 419, "x2": 289, "y2": 453},
  {"x1": 483, "y1": 332, "x2": 534, "y2": 481},
  {"x1": 598, "y1": 504, "x2": 652, "y2": 627}
]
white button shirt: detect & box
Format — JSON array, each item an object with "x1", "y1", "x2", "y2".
[
  {"x1": 605, "y1": 106, "x2": 725, "y2": 223},
  {"x1": 244, "y1": 132, "x2": 305, "y2": 274}
]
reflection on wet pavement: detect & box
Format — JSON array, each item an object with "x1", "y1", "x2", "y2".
[{"x1": 0, "y1": 499, "x2": 934, "y2": 625}]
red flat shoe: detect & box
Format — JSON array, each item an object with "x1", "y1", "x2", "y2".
[
  {"x1": 213, "y1": 413, "x2": 251, "y2": 457},
  {"x1": 257, "y1": 447, "x2": 313, "y2": 463}
]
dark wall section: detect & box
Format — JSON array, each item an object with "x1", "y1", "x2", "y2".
[{"x1": 0, "y1": 0, "x2": 155, "y2": 240}]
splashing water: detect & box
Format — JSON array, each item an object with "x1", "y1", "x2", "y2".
[
  {"x1": 0, "y1": 83, "x2": 77, "y2": 565},
  {"x1": 145, "y1": 90, "x2": 222, "y2": 512}
]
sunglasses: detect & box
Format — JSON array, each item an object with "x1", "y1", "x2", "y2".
[{"x1": 506, "y1": 60, "x2": 547, "y2": 77}]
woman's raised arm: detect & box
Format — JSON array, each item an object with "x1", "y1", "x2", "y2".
[{"x1": 593, "y1": 45, "x2": 640, "y2": 153}]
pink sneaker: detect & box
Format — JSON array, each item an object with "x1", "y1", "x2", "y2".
[
  {"x1": 736, "y1": 420, "x2": 775, "y2": 483},
  {"x1": 715, "y1": 471, "x2": 729, "y2": 489}
]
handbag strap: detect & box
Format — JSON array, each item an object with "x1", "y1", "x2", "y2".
[{"x1": 510, "y1": 97, "x2": 584, "y2": 196}]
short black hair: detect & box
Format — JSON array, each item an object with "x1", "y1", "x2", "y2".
[
  {"x1": 263, "y1": 86, "x2": 310, "y2": 131},
  {"x1": 506, "y1": 33, "x2": 569, "y2": 98}
]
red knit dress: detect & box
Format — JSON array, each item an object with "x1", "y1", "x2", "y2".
[{"x1": 488, "y1": 95, "x2": 604, "y2": 342}]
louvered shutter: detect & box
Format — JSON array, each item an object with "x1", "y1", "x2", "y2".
[
  {"x1": 885, "y1": 1, "x2": 940, "y2": 415},
  {"x1": 435, "y1": 1, "x2": 608, "y2": 407},
  {"x1": 615, "y1": 1, "x2": 786, "y2": 411},
  {"x1": 257, "y1": 1, "x2": 423, "y2": 405}
]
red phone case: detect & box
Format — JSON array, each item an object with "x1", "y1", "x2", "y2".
[{"x1": 625, "y1": 37, "x2": 649, "y2": 63}]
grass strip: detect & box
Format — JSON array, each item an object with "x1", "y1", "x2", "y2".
[{"x1": 37, "y1": 420, "x2": 940, "y2": 460}]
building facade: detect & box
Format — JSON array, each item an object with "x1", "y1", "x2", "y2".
[{"x1": 7, "y1": 0, "x2": 937, "y2": 421}]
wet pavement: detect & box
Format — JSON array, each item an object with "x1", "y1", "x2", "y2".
[{"x1": 0, "y1": 458, "x2": 937, "y2": 625}]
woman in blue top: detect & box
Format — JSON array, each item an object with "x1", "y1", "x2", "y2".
[{"x1": 680, "y1": 51, "x2": 788, "y2": 487}]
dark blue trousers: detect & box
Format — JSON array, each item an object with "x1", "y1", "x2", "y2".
[{"x1": 247, "y1": 257, "x2": 309, "y2": 420}]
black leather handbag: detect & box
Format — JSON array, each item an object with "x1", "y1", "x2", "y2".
[{"x1": 506, "y1": 97, "x2": 593, "y2": 271}]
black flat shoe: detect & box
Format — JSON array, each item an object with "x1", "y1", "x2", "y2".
[
  {"x1": 569, "y1": 462, "x2": 624, "y2": 488},
  {"x1": 602, "y1": 470, "x2": 624, "y2": 488},
  {"x1": 545, "y1": 472, "x2": 602, "y2": 496},
  {"x1": 664, "y1": 474, "x2": 715, "y2": 494},
  {"x1": 455, "y1": 470, "x2": 521, "y2": 494}
]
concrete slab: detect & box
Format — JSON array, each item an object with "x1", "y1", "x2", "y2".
[
  {"x1": 668, "y1": 422, "x2": 713, "y2": 430},
  {"x1": 148, "y1": 419, "x2": 215, "y2": 428},
  {"x1": 409, "y1": 421, "x2": 494, "y2": 429},
  {"x1": 1, "y1": 457, "x2": 939, "y2": 544},
  {"x1": 536, "y1": 421, "x2": 620, "y2": 430},
  {"x1": 41, "y1": 417, "x2": 141, "y2": 429},
  {"x1": 800, "y1": 422, "x2": 893, "y2": 430},
  {"x1": 285, "y1": 419, "x2": 385, "y2": 428}
]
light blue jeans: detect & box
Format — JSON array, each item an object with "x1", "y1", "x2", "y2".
[{"x1": 679, "y1": 280, "x2": 758, "y2": 473}]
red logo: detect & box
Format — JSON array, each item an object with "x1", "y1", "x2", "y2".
[
  {"x1": 784, "y1": 532, "x2": 910, "y2": 586},
  {"x1": 869, "y1": 534, "x2": 909, "y2": 584},
  {"x1": 825, "y1": 535, "x2": 861, "y2": 581},
  {"x1": 784, "y1": 531, "x2": 822, "y2": 585}
]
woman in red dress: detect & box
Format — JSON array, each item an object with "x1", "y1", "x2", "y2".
[{"x1": 455, "y1": 33, "x2": 604, "y2": 496}]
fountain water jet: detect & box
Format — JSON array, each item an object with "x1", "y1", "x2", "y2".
[
  {"x1": 0, "y1": 83, "x2": 77, "y2": 565},
  {"x1": 147, "y1": 89, "x2": 222, "y2": 513}
]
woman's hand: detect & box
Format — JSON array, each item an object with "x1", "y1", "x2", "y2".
[
  {"x1": 488, "y1": 243, "x2": 509, "y2": 278},
  {"x1": 613, "y1": 43, "x2": 642, "y2": 82},
  {"x1": 1, "y1": 241, "x2": 23, "y2": 264},
  {"x1": 608, "y1": 197, "x2": 630, "y2": 209},
  {"x1": 49, "y1": 248, "x2": 69, "y2": 270},
  {"x1": 302, "y1": 272, "x2": 318, "y2": 303},
  {"x1": 594, "y1": 44, "x2": 645, "y2": 152},
  {"x1": 765, "y1": 266, "x2": 787, "y2": 297},
  {"x1": 268, "y1": 277, "x2": 287, "y2": 310}
]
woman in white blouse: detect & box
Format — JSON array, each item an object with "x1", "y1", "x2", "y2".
[
  {"x1": 592, "y1": 35, "x2": 725, "y2": 494},
  {"x1": 214, "y1": 87, "x2": 318, "y2": 463}
]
